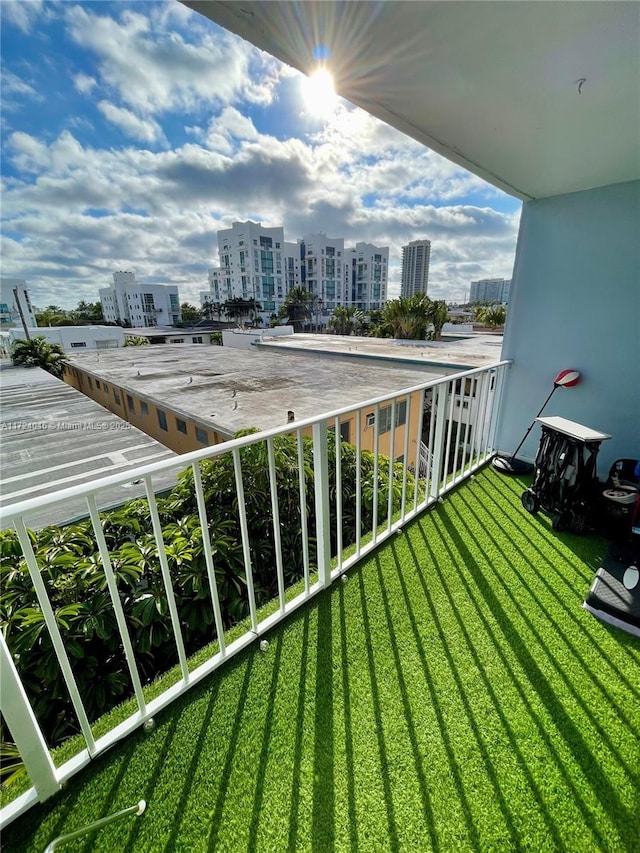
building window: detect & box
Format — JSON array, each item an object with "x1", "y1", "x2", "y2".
[
  {"x1": 378, "y1": 401, "x2": 408, "y2": 434},
  {"x1": 70, "y1": 341, "x2": 87, "y2": 348},
  {"x1": 113, "y1": 390, "x2": 121, "y2": 405},
  {"x1": 157, "y1": 409, "x2": 168, "y2": 431},
  {"x1": 192, "y1": 336, "x2": 203, "y2": 344},
  {"x1": 329, "y1": 421, "x2": 351, "y2": 443},
  {"x1": 195, "y1": 426, "x2": 208, "y2": 445},
  {"x1": 95, "y1": 380, "x2": 101, "y2": 390},
  {"x1": 176, "y1": 418, "x2": 187, "y2": 434},
  {"x1": 127, "y1": 394, "x2": 135, "y2": 411},
  {"x1": 141, "y1": 401, "x2": 149, "y2": 416},
  {"x1": 87, "y1": 377, "x2": 93, "y2": 390},
  {"x1": 171, "y1": 338, "x2": 184, "y2": 343}
]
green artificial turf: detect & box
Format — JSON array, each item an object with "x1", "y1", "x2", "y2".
[{"x1": 5, "y1": 468, "x2": 640, "y2": 852}]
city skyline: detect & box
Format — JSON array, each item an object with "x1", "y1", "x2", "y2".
[{"x1": 1, "y1": 0, "x2": 521, "y2": 310}]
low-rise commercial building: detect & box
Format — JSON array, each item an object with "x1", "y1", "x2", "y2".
[
  {"x1": 9, "y1": 325, "x2": 125, "y2": 351},
  {"x1": 62, "y1": 335, "x2": 499, "y2": 466},
  {"x1": 124, "y1": 328, "x2": 221, "y2": 346}
]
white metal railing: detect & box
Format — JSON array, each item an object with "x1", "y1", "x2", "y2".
[{"x1": 0, "y1": 360, "x2": 510, "y2": 828}]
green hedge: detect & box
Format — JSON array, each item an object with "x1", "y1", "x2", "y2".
[{"x1": 1, "y1": 430, "x2": 413, "y2": 763}]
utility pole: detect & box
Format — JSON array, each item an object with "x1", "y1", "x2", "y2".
[{"x1": 13, "y1": 288, "x2": 31, "y2": 341}]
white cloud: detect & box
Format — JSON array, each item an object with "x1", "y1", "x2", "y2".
[
  {"x1": 1, "y1": 70, "x2": 40, "y2": 99},
  {"x1": 2, "y1": 119, "x2": 519, "y2": 307},
  {"x1": 7, "y1": 131, "x2": 51, "y2": 172},
  {"x1": 97, "y1": 101, "x2": 164, "y2": 144},
  {"x1": 73, "y1": 72, "x2": 97, "y2": 95},
  {"x1": 63, "y1": 4, "x2": 285, "y2": 117},
  {"x1": 1, "y1": 0, "x2": 44, "y2": 34},
  {"x1": 2, "y1": 3, "x2": 519, "y2": 311}
]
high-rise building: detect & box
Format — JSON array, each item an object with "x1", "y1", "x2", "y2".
[
  {"x1": 201, "y1": 221, "x2": 295, "y2": 318},
  {"x1": 301, "y1": 235, "x2": 388, "y2": 311},
  {"x1": 99, "y1": 272, "x2": 181, "y2": 327},
  {"x1": 344, "y1": 242, "x2": 389, "y2": 310},
  {"x1": 0, "y1": 278, "x2": 37, "y2": 330},
  {"x1": 201, "y1": 222, "x2": 389, "y2": 319},
  {"x1": 469, "y1": 277, "x2": 511, "y2": 304},
  {"x1": 300, "y1": 233, "x2": 345, "y2": 311},
  {"x1": 401, "y1": 240, "x2": 431, "y2": 298}
]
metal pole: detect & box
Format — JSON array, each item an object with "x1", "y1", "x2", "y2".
[
  {"x1": 13, "y1": 288, "x2": 31, "y2": 340},
  {"x1": 44, "y1": 801, "x2": 146, "y2": 851},
  {"x1": 508, "y1": 384, "x2": 559, "y2": 463}
]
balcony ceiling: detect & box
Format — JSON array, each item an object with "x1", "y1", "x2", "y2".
[{"x1": 184, "y1": 1, "x2": 639, "y2": 200}]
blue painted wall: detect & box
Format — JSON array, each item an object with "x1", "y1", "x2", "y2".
[{"x1": 498, "y1": 180, "x2": 640, "y2": 476}]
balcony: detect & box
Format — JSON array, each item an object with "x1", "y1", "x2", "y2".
[
  {"x1": 2, "y1": 2, "x2": 638, "y2": 846},
  {"x1": 1, "y1": 362, "x2": 638, "y2": 850}
]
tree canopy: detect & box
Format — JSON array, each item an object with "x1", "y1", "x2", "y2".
[
  {"x1": 223, "y1": 297, "x2": 261, "y2": 324},
  {"x1": 474, "y1": 304, "x2": 507, "y2": 328},
  {"x1": 380, "y1": 294, "x2": 449, "y2": 341},
  {"x1": 179, "y1": 302, "x2": 203, "y2": 325},
  {"x1": 11, "y1": 337, "x2": 66, "y2": 378},
  {"x1": 279, "y1": 287, "x2": 316, "y2": 332},
  {"x1": 36, "y1": 301, "x2": 104, "y2": 327}
]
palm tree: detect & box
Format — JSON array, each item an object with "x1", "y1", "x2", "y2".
[
  {"x1": 36, "y1": 307, "x2": 67, "y2": 327},
  {"x1": 222, "y1": 298, "x2": 261, "y2": 325},
  {"x1": 352, "y1": 309, "x2": 369, "y2": 336},
  {"x1": 483, "y1": 305, "x2": 507, "y2": 328},
  {"x1": 427, "y1": 299, "x2": 449, "y2": 340},
  {"x1": 475, "y1": 304, "x2": 506, "y2": 328},
  {"x1": 281, "y1": 287, "x2": 316, "y2": 332},
  {"x1": 368, "y1": 309, "x2": 393, "y2": 338},
  {"x1": 328, "y1": 306, "x2": 356, "y2": 335},
  {"x1": 11, "y1": 337, "x2": 66, "y2": 379},
  {"x1": 202, "y1": 299, "x2": 223, "y2": 322},
  {"x1": 383, "y1": 295, "x2": 430, "y2": 339}
]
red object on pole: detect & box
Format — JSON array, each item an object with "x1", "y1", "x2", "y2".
[{"x1": 554, "y1": 369, "x2": 581, "y2": 388}]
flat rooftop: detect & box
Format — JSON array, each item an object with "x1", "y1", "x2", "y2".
[
  {"x1": 0, "y1": 366, "x2": 177, "y2": 529},
  {"x1": 259, "y1": 332, "x2": 504, "y2": 368},
  {"x1": 66, "y1": 342, "x2": 467, "y2": 436}
]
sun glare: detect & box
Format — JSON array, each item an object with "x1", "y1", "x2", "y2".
[{"x1": 301, "y1": 68, "x2": 337, "y2": 117}]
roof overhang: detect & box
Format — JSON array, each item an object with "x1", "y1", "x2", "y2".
[{"x1": 183, "y1": 1, "x2": 640, "y2": 200}]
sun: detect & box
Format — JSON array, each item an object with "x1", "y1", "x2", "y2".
[{"x1": 301, "y1": 68, "x2": 337, "y2": 118}]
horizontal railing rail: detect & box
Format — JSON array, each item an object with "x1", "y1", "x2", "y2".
[{"x1": 0, "y1": 360, "x2": 510, "y2": 829}]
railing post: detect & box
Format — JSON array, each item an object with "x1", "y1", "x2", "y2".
[
  {"x1": 429, "y1": 382, "x2": 450, "y2": 500},
  {"x1": 312, "y1": 420, "x2": 332, "y2": 588},
  {"x1": 0, "y1": 633, "x2": 59, "y2": 801}
]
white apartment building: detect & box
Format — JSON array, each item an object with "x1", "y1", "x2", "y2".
[
  {"x1": 201, "y1": 222, "x2": 389, "y2": 321},
  {"x1": 469, "y1": 277, "x2": 511, "y2": 304},
  {"x1": 300, "y1": 234, "x2": 345, "y2": 311},
  {"x1": 99, "y1": 271, "x2": 181, "y2": 327},
  {"x1": 345, "y1": 242, "x2": 389, "y2": 311},
  {"x1": 300, "y1": 235, "x2": 388, "y2": 311},
  {"x1": 200, "y1": 222, "x2": 294, "y2": 319},
  {"x1": 401, "y1": 240, "x2": 431, "y2": 298},
  {"x1": 0, "y1": 278, "x2": 37, "y2": 330}
]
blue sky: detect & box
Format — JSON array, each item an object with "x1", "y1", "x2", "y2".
[{"x1": 1, "y1": 0, "x2": 521, "y2": 309}]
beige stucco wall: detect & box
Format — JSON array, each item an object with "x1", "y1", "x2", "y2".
[{"x1": 63, "y1": 365, "x2": 227, "y2": 454}]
